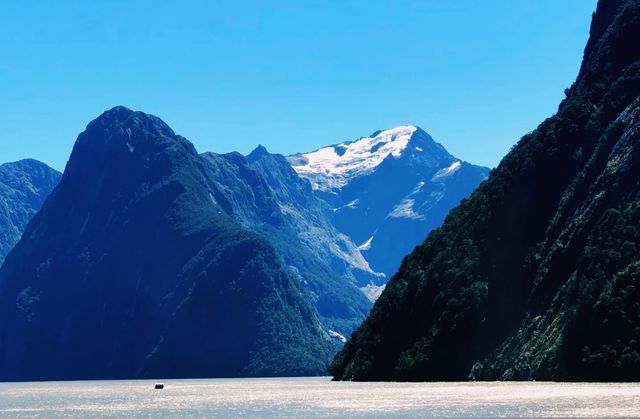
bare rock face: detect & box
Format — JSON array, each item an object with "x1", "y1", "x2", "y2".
[{"x1": 0, "y1": 159, "x2": 60, "y2": 266}]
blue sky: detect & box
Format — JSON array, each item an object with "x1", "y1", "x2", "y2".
[{"x1": 1, "y1": 0, "x2": 596, "y2": 171}]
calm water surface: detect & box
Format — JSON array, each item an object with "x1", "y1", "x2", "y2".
[{"x1": 0, "y1": 377, "x2": 639, "y2": 418}]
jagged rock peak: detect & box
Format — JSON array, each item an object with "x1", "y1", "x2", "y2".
[{"x1": 247, "y1": 144, "x2": 271, "y2": 161}]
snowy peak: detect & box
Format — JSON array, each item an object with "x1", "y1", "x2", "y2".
[
  {"x1": 431, "y1": 160, "x2": 462, "y2": 181},
  {"x1": 288, "y1": 125, "x2": 423, "y2": 191},
  {"x1": 287, "y1": 125, "x2": 490, "y2": 280}
]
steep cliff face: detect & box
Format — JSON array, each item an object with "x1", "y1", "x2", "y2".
[
  {"x1": 330, "y1": 0, "x2": 640, "y2": 381},
  {"x1": 0, "y1": 159, "x2": 60, "y2": 266},
  {"x1": 200, "y1": 149, "x2": 374, "y2": 336},
  {"x1": 0, "y1": 107, "x2": 332, "y2": 381}
]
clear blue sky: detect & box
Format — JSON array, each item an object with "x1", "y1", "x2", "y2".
[{"x1": 1, "y1": 0, "x2": 596, "y2": 171}]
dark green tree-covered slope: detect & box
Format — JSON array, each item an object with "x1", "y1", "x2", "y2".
[
  {"x1": 330, "y1": 0, "x2": 640, "y2": 382},
  {"x1": 0, "y1": 159, "x2": 60, "y2": 266},
  {"x1": 0, "y1": 107, "x2": 332, "y2": 381}
]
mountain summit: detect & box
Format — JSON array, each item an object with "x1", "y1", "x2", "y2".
[
  {"x1": 0, "y1": 106, "x2": 332, "y2": 381},
  {"x1": 288, "y1": 126, "x2": 489, "y2": 280},
  {"x1": 289, "y1": 126, "x2": 440, "y2": 191}
]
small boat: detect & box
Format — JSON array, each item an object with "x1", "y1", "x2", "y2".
[{"x1": 155, "y1": 383, "x2": 165, "y2": 389}]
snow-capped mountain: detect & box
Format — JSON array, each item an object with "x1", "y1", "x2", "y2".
[
  {"x1": 288, "y1": 126, "x2": 420, "y2": 191},
  {"x1": 288, "y1": 126, "x2": 490, "y2": 283}
]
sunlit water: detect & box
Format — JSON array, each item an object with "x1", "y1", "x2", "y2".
[{"x1": 0, "y1": 377, "x2": 639, "y2": 418}]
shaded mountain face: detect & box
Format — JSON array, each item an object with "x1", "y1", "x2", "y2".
[
  {"x1": 246, "y1": 146, "x2": 381, "y2": 287},
  {"x1": 330, "y1": 0, "x2": 640, "y2": 382},
  {"x1": 0, "y1": 107, "x2": 332, "y2": 381},
  {"x1": 0, "y1": 160, "x2": 60, "y2": 266},
  {"x1": 199, "y1": 149, "x2": 374, "y2": 336},
  {"x1": 288, "y1": 126, "x2": 490, "y2": 281}
]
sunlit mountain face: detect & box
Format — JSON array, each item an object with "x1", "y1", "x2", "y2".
[{"x1": 289, "y1": 126, "x2": 489, "y2": 285}]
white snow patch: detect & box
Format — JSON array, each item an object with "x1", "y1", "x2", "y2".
[
  {"x1": 431, "y1": 161, "x2": 461, "y2": 181},
  {"x1": 361, "y1": 284, "x2": 386, "y2": 302},
  {"x1": 413, "y1": 181, "x2": 426, "y2": 193},
  {"x1": 289, "y1": 125, "x2": 417, "y2": 191},
  {"x1": 333, "y1": 199, "x2": 360, "y2": 212},
  {"x1": 328, "y1": 329, "x2": 347, "y2": 343},
  {"x1": 358, "y1": 235, "x2": 374, "y2": 251},
  {"x1": 388, "y1": 198, "x2": 424, "y2": 220},
  {"x1": 327, "y1": 234, "x2": 384, "y2": 278}
]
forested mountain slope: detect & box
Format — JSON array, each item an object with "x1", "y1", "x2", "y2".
[
  {"x1": 0, "y1": 107, "x2": 332, "y2": 381},
  {"x1": 330, "y1": 0, "x2": 640, "y2": 382}
]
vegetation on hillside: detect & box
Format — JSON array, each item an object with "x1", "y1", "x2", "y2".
[{"x1": 330, "y1": 0, "x2": 640, "y2": 381}]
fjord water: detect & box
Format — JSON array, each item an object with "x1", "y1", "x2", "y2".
[{"x1": 1, "y1": 378, "x2": 638, "y2": 418}]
